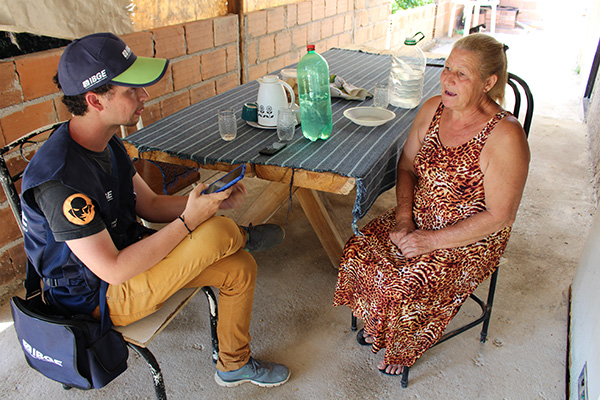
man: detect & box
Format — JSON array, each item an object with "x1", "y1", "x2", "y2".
[{"x1": 20, "y1": 32, "x2": 290, "y2": 388}]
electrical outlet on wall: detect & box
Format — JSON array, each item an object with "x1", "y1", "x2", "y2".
[{"x1": 578, "y1": 362, "x2": 588, "y2": 400}]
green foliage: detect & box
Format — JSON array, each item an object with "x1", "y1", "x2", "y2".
[{"x1": 392, "y1": 0, "x2": 434, "y2": 13}]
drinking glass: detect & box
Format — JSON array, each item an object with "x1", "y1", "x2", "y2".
[
  {"x1": 277, "y1": 108, "x2": 297, "y2": 142},
  {"x1": 218, "y1": 109, "x2": 237, "y2": 141},
  {"x1": 373, "y1": 82, "x2": 390, "y2": 108}
]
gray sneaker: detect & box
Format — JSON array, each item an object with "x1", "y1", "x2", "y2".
[
  {"x1": 242, "y1": 223, "x2": 284, "y2": 252},
  {"x1": 214, "y1": 357, "x2": 290, "y2": 388}
]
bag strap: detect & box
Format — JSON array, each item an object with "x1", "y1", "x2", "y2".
[
  {"x1": 24, "y1": 260, "x2": 42, "y2": 300},
  {"x1": 98, "y1": 141, "x2": 117, "y2": 335},
  {"x1": 24, "y1": 261, "x2": 112, "y2": 335},
  {"x1": 108, "y1": 141, "x2": 118, "y2": 176},
  {"x1": 98, "y1": 280, "x2": 111, "y2": 334}
]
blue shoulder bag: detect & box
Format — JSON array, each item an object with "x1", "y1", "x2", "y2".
[{"x1": 10, "y1": 261, "x2": 128, "y2": 390}]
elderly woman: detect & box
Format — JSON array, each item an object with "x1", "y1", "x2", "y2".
[{"x1": 333, "y1": 33, "x2": 530, "y2": 375}]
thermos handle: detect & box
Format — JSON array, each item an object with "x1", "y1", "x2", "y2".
[{"x1": 280, "y1": 79, "x2": 296, "y2": 107}]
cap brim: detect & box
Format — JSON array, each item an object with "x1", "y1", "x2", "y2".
[{"x1": 111, "y1": 56, "x2": 169, "y2": 87}]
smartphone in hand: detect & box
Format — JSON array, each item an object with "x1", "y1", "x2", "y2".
[{"x1": 202, "y1": 165, "x2": 246, "y2": 194}]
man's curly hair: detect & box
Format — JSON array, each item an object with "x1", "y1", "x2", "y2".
[{"x1": 53, "y1": 74, "x2": 114, "y2": 116}]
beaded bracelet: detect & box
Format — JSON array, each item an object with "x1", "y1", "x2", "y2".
[{"x1": 178, "y1": 215, "x2": 193, "y2": 237}]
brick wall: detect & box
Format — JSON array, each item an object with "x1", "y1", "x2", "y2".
[
  {"x1": 389, "y1": 4, "x2": 437, "y2": 51},
  {"x1": 0, "y1": 1, "x2": 452, "y2": 302},
  {"x1": 242, "y1": 0, "x2": 380, "y2": 83}
]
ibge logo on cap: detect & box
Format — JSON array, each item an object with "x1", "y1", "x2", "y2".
[
  {"x1": 82, "y1": 69, "x2": 107, "y2": 90},
  {"x1": 121, "y1": 44, "x2": 132, "y2": 59},
  {"x1": 81, "y1": 44, "x2": 133, "y2": 91},
  {"x1": 63, "y1": 193, "x2": 95, "y2": 225}
]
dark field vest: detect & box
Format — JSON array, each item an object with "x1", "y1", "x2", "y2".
[{"x1": 21, "y1": 122, "x2": 146, "y2": 315}]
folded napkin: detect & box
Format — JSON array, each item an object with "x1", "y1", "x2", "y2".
[{"x1": 329, "y1": 75, "x2": 372, "y2": 101}]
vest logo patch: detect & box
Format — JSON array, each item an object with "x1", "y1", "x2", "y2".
[{"x1": 63, "y1": 193, "x2": 95, "y2": 225}]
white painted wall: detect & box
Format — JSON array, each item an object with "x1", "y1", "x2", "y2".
[{"x1": 570, "y1": 209, "x2": 600, "y2": 399}]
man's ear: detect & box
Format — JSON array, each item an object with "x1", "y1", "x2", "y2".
[{"x1": 85, "y1": 92, "x2": 104, "y2": 112}]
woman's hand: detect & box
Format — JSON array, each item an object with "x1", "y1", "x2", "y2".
[
  {"x1": 390, "y1": 215, "x2": 437, "y2": 258},
  {"x1": 219, "y1": 182, "x2": 247, "y2": 209},
  {"x1": 394, "y1": 229, "x2": 437, "y2": 258},
  {"x1": 389, "y1": 216, "x2": 415, "y2": 247}
]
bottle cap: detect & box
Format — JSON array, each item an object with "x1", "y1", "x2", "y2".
[
  {"x1": 307, "y1": 44, "x2": 315, "y2": 51},
  {"x1": 404, "y1": 32, "x2": 425, "y2": 46}
]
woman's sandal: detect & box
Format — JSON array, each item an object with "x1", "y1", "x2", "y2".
[
  {"x1": 356, "y1": 328, "x2": 371, "y2": 346},
  {"x1": 358, "y1": 331, "x2": 406, "y2": 376},
  {"x1": 378, "y1": 365, "x2": 405, "y2": 376}
]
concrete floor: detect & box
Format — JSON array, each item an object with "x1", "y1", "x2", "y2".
[{"x1": 0, "y1": 15, "x2": 596, "y2": 400}]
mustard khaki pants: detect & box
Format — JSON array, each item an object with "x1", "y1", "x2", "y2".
[{"x1": 105, "y1": 215, "x2": 257, "y2": 372}]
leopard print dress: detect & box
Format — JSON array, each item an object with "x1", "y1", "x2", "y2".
[{"x1": 333, "y1": 102, "x2": 512, "y2": 367}]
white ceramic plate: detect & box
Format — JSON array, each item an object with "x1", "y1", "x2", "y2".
[
  {"x1": 343, "y1": 107, "x2": 396, "y2": 127},
  {"x1": 246, "y1": 120, "x2": 277, "y2": 130}
]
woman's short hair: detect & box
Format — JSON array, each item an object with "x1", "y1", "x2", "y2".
[
  {"x1": 53, "y1": 74, "x2": 113, "y2": 116},
  {"x1": 453, "y1": 33, "x2": 508, "y2": 103}
]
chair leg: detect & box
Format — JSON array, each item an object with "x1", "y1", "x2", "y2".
[
  {"x1": 350, "y1": 313, "x2": 411, "y2": 387},
  {"x1": 480, "y1": 268, "x2": 499, "y2": 343},
  {"x1": 401, "y1": 366, "x2": 409, "y2": 388},
  {"x1": 127, "y1": 343, "x2": 167, "y2": 400},
  {"x1": 122, "y1": 288, "x2": 219, "y2": 399},
  {"x1": 201, "y1": 286, "x2": 219, "y2": 364}
]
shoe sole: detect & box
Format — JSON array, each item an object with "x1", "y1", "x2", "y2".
[{"x1": 214, "y1": 371, "x2": 290, "y2": 388}]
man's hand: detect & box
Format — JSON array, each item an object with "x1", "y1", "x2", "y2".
[
  {"x1": 219, "y1": 182, "x2": 247, "y2": 209},
  {"x1": 182, "y1": 183, "x2": 231, "y2": 229}
]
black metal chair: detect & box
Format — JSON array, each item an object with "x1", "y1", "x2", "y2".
[
  {"x1": 0, "y1": 122, "x2": 219, "y2": 399},
  {"x1": 350, "y1": 71, "x2": 533, "y2": 388}
]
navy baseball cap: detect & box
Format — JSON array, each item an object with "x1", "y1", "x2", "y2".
[{"x1": 57, "y1": 32, "x2": 169, "y2": 96}]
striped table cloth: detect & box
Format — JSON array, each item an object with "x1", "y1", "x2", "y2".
[{"x1": 124, "y1": 48, "x2": 443, "y2": 232}]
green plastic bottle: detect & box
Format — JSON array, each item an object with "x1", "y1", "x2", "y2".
[{"x1": 297, "y1": 45, "x2": 333, "y2": 141}]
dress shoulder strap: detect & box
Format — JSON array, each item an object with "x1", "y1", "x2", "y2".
[
  {"x1": 422, "y1": 101, "x2": 445, "y2": 144},
  {"x1": 477, "y1": 110, "x2": 511, "y2": 144}
]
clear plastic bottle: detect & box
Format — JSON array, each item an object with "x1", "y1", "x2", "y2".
[
  {"x1": 297, "y1": 45, "x2": 333, "y2": 141},
  {"x1": 389, "y1": 32, "x2": 426, "y2": 109}
]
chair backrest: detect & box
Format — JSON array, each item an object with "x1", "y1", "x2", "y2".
[
  {"x1": 0, "y1": 122, "x2": 64, "y2": 233},
  {"x1": 506, "y1": 72, "x2": 534, "y2": 137}
]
